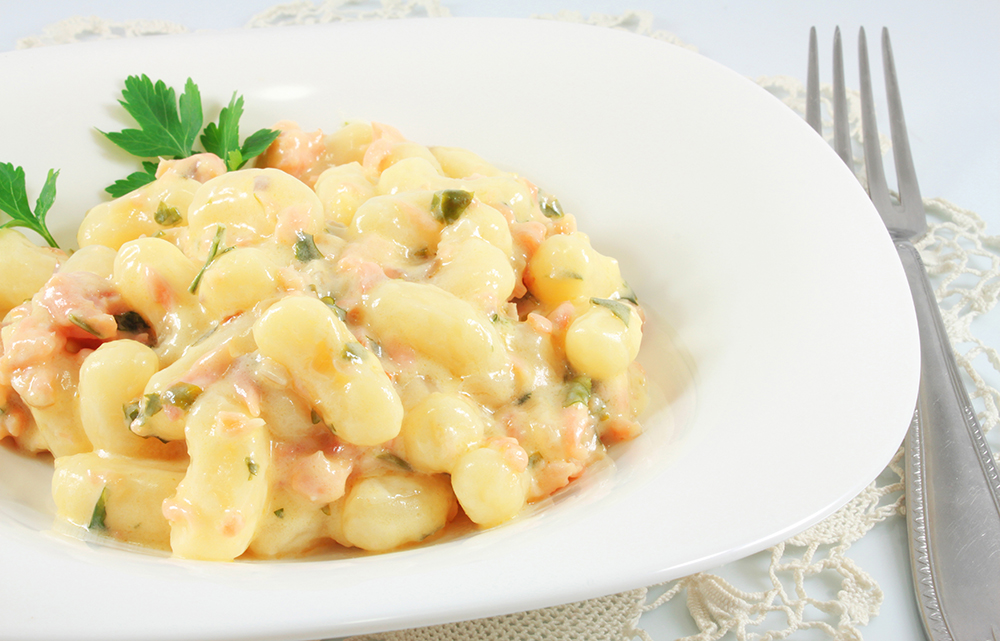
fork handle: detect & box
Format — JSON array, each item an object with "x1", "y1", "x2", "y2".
[{"x1": 895, "y1": 237, "x2": 1000, "y2": 641}]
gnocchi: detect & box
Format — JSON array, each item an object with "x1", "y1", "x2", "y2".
[{"x1": 1, "y1": 119, "x2": 648, "y2": 561}]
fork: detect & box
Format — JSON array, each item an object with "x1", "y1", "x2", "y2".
[{"x1": 808, "y1": 26, "x2": 1000, "y2": 641}]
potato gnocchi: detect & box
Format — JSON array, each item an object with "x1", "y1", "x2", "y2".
[{"x1": 0, "y1": 120, "x2": 647, "y2": 560}]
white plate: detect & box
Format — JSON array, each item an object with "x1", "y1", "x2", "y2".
[{"x1": 0, "y1": 18, "x2": 918, "y2": 641}]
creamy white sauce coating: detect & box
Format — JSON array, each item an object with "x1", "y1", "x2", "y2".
[{"x1": 0, "y1": 121, "x2": 647, "y2": 560}]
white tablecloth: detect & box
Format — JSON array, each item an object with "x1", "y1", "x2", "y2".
[{"x1": 1, "y1": 2, "x2": 997, "y2": 639}]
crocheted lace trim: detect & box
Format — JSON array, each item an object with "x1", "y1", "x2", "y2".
[{"x1": 15, "y1": 3, "x2": 999, "y2": 640}]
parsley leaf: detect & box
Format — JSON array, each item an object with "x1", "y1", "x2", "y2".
[
  {"x1": 89, "y1": 487, "x2": 109, "y2": 530},
  {"x1": 564, "y1": 376, "x2": 592, "y2": 407},
  {"x1": 240, "y1": 127, "x2": 282, "y2": 166},
  {"x1": 200, "y1": 93, "x2": 243, "y2": 168},
  {"x1": 188, "y1": 225, "x2": 228, "y2": 294},
  {"x1": 102, "y1": 76, "x2": 279, "y2": 195},
  {"x1": 105, "y1": 160, "x2": 159, "y2": 199},
  {"x1": 293, "y1": 231, "x2": 323, "y2": 262},
  {"x1": 0, "y1": 163, "x2": 60, "y2": 248},
  {"x1": 201, "y1": 92, "x2": 243, "y2": 169},
  {"x1": 430, "y1": 189, "x2": 473, "y2": 224},
  {"x1": 590, "y1": 297, "x2": 631, "y2": 326},
  {"x1": 201, "y1": 93, "x2": 280, "y2": 171},
  {"x1": 102, "y1": 75, "x2": 203, "y2": 159}
]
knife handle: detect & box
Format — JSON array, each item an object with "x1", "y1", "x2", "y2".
[{"x1": 895, "y1": 238, "x2": 1000, "y2": 641}]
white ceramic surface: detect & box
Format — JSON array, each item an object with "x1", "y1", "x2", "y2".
[{"x1": 0, "y1": 18, "x2": 920, "y2": 641}]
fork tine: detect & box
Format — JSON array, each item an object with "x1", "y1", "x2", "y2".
[
  {"x1": 831, "y1": 27, "x2": 852, "y2": 166},
  {"x1": 806, "y1": 27, "x2": 821, "y2": 133},
  {"x1": 881, "y1": 27, "x2": 924, "y2": 213},
  {"x1": 857, "y1": 27, "x2": 895, "y2": 216}
]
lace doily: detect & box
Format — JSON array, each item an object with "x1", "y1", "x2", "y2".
[{"x1": 13, "y1": 3, "x2": 1000, "y2": 640}]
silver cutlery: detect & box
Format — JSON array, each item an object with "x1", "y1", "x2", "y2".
[{"x1": 807, "y1": 26, "x2": 1000, "y2": 641}]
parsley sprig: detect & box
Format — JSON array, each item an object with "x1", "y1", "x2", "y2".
[
  {"x1": 201, "y1": 93, "x2": 280, "y2": 172},
  {"x1": 104, "y1": 76, "x2": 204, "y2": 159},
  {"x1": 101, "y1": 75, "x2": 280, "y2": 198},
  {"x1": 0, "y1": 163, "x2": 60, "y2": 248}
]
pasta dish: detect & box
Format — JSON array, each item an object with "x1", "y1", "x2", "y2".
[{"x1": 0, "y1": 119, "x2": 647, "y2": 560}]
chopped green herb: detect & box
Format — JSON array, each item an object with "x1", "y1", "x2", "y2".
[
  {"x1": 516, "y1": 392, "x2": 532, "y2": 405},
  {"x1": 618, "y1": 282, "x2": 638, "y2": 305},
  {"x1": 589, "y1": 394, "x2": 609, "y2": 421},
  {"x1": 154, "y1": 201, "x2": 182, "y2": 226},
  {"x1": 430, "y1": 189, "x2": 473, "y2": 223},
  {"x1": 537, "y1": 190, "x2": 564, "y2": 218},
  {"x1": 68, "y1": 313, "x2": 105, "y2": 338},
  {"x1": 246, "y1": 456, "x2": 258, "y2": 479},
  {"x1": 89, "y1": 487, "x2": 109, "y2": 530},
  {"x1": 528, "y1": 452, "x2": 544, "y2": 468},
  {"x1": 343, "y1": 342, "x2": 366, "y2": 364},
  {"x1": 115, "y1": 311, "x2": 151, "y2": 334},
  {"x1": 590, "y1": 297, "x2": 631, "y2": 326},
  {"x1": 418, "y1": 528, "x2": 440, "y2": 542},
  {"x1": 489, "y1": 312, "x2": 512, "y2": 326},
  {"x1": 320, "y1": 296, "x2": 348, "y2": 321},
  {"x1": 137, "y1": 393, "x2": 163, "y2": 423},
  {"x1": 378, "y1": 452, "x2": 413, "y2": 472},
  {"x1": 162, "y1": 382, "x2": 202, "y2": 410},
  {"x1": 293, "y1": 231, "x2": 323, "y2": 262},
  {"x1": 123, "y1": 400, "x2": 141, "y2": 422},
  {"x1": 310, "y1": 409, "x2": 322, "y2": 425},
  {"x1": 188, "y1": 225, "x2": 226, "y2": 293},
  {"x1": 320, "y1": 504, "x2": 332, "y2": 516},
  {"x1": 191, "y1": 323, "x2": 219, "y2": 347},
  {"x1": 564, "y1": 376, "x2": 592, "y2": 407},
  {"x1": 0, "y1": 163, "x2": 60, "y2": 248},
  {"x1": 274, "y1": 508, "x2": 285, "y2": 518}
]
